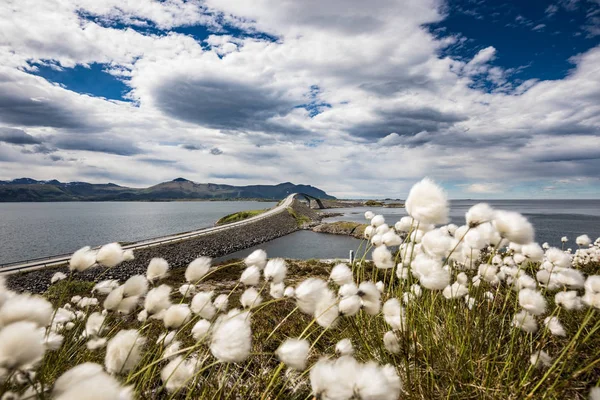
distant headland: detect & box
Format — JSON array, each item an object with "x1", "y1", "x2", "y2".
[{"x1": 0, "y1": 178, "x2": 336, "y2": 202}]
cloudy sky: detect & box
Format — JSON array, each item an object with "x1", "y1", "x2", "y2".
[{"x1": 1, "y1": 0, "x2": 599, "y2": 199}]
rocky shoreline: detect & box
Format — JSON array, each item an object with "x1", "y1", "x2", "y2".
[{"x1": 7, "y1": 200, "x2": 319, "y2": 294}]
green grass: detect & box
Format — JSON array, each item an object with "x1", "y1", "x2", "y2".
[
  {"x1": 215, "y1": 209, "x2": 268, "y2": 226},
  {"x1": 287, "y1": 207, "x2": 311, "y2": 226}
]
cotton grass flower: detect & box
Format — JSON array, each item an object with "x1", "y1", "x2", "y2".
[
  {"x1": 185, "y1": 256, "x2": 211, "y2": 283},
  {"x1": 264, "y1": 258, "x2": 287, "y2": 283},
  {"x1": 210, "y1": 312, "x2": 252, "y2": 363},
  {"x1": 123, "y1": 249, "x2": 134, "y2": 261},
  {"x1": 161, "y1": 356, "x2": 197, "y2": 393},
  {"x1": 295, "y1": 278, "x2": 328, "y2": 314},
  {"x1": 191, "y1": 291, "x2": 216, "y2": 319},
  {"x1": 512, "y1": 311, "x2": 538, "y2": 333},
  {"x1": 330, "y1": 263, "x2": 353, "y2": 285},
  {"x1": 92, "y1": 279, "x2": 120, "y2": 294},
  {"x1": 0, "y1": 294, "x2": 53, "y2": 328},
  {"x1": 163, "y1": 304, "x2": 192, "y2": 329},
  {"x1": 493, "y1": 211, "x2": 534, "y2": 245},
  {"x1": 51, "y1": 272, "x2": 67, "y2": 284},
  {"x1": 314, "y1": 290, "x2": 339, "y2": 328},
  {"x1": 270, "y1": 282, "x2": 285, "y2": 298},
  {"x1": 276, "y1": 338, "x2": 310, "y2": 370},
  {"x1": 240, "y1": 266, "x2": 261, "y2": 286},
  {"x1": 530, "y1": 350, "x2": 552, "y2": 368},
  {"x1": 576, "y1": 234, "x2": 591, "y2": 247},
  {"x1": 69, "y1": 246, "x2": 97, "y2": 272},
  {"x1": 555, "y1": 291, "x2": 584, "y2": 310},
  {"x1": 382, "y1": 231, "x2": 402, "y2": 246},
  {"x1": 123, "y1": 275, "x2": 148, "y2": 297},
  {"x1": 117, "y1": 296, "x2": 140, "y2": 315},
  {"x1": 383, "y1": 298, "x2": 405, "y2": 330},
  {"x1": 335, "y1": 339, "x2": 354, "y2": 356},
  {"x1": 179, "y1": 284, "x2": 196, "y2": 297},
  {"x1": 522, "y1": 243, "x2": 544, "y2": 262},
  {"x1": 365, "y1": 211, "x2": 375, "y2": 220},
  {"x1": 96, "y1": 242, "x2": 125, "y2": 268},
  {"x1": 0, "y1": 322, "x2": 45, "y2": 369},
  {"x1": 191, "y1": 319, "x2": 211, "y2": 342},
  {"x1": 84, "y1": 312, "x2": 106, "y2": 337},
  {"x1": 405, "y1": 178, "x2": 449, "y2": 225},
  {"x1": 443, "y1": 282, "x2": 469, "y2": 299},
  {"x1": 241, "y1": 287, "x2": 263, "y2": 309},
  {"x1": 372, "y1": 245, "x2": 394, "y2": 269},
  {"x1": 213, "y1": 294, "x2": 229, "y2": 312},
  {"x1": 144, "y1": 285, "x2": 172, "y2": 316},
  {"x1": 54, "y1": 363, "x2": 133, "y2": 400},
  {"x1": 87, "y1": 337, "x2": 107, "y2": 350},
  {"x1": 465, "y1": 203, "x2": 494, "y2": 227},
  {"x1": 383, "y1": 331, "x2": 400, "y2": 354},
  {"x1": 146, "y1": 258, "x2": 169, "y2": 281},
  {"x1": 103, "y1": 286, "x2": 125, "y2": 311},
  {"x1": 244, "y1": 249, "x2": 267, "y2": 269},
  {"x1": 339, "y1": 294, "x2": 361, "y2": 317},
  {"x1": 105, "y1": 329, "x2": 146, "y2": 374},
  {"x1": 544, "y1": 316, "x2": 566, "y2": 336},
  {"x1": 371, "y1": 214, "x2": 385, "y2": 227},
  {"x1": 518, "y1": 289, "x2": 547, "y2": 315}
]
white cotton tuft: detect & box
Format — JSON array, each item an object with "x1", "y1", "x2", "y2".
[
  {"x1": 376, "y1": 281, "x2": 384, "y2": 292},
  {"x1": 405, "y1": 178, "x2": 449, "y2": 225},
  {"x1": 522, "y1": 243, "x2": 544, "y2": 262},
  {"x1": 210, "y1": 312, "x2": 252, "y2": 363},
  {"x1": 92, "y1": 279, "x2": 120, "y2": 294},
  {"x1": 443, "y1": 282, "x2": 469, "y2": 299},
  {"x1": 179, "y1": 284, "x2": 196, "y2": 298},
  {"x1": 244, "y1": 249, "x2": 267, "y2": 269},
  {"x1": 530, "y1": 350, "x2": 552, "y2": 368},
  {"x1": 590, "y1": 387, "x2": 600, "y2": 400},
  {"x1": 372, "y1": 245, "x2": 394, "y2": 269},
  {"x1": 336, "y1": 338, "x2": 354, "y2": 356},
  {"x1": 375, "y1": 223, "x2": 390, "y2": 235},
  {"x1": 270, "y1": 282, "x2": 285, "y2": 299},
  {"x1": 395, "y1": 216, "x2": 413, "y2": 233},
  {"x1": 371, "y1": 215, "x2": 385, "y2": 227},
  {"x1": 123, "y1": 275, "x2": 148, "y2": 297},
  {"x1": 383, "y1": 331, "x2": 400, "y2": 354},
  {"x1": 163, "y1": 304, "x2": 192, "y2": 329},
  {"x1": 544, "y1": 316, "x2": 566, "y2": 336},
  {"x1": 555, "y1": 290, "x2": 584, "y2": 310},
  {"x1": 365, "y1": 211, "x2": 375, "y2": 220},
  {"x1": 264, "y1": 258, "x2": 287, "y2": 283},
  {"x1": 284, "y1": 287, "x2": 295, "y2": 297},
  {"x1": 96, "y1": 243, "x2": 125, "y2": 268},
  {"x1": 186, "y1": 257, "x2": 211, "y2": 283},
  {"x1": 519, "y1": 289, "x2": 547, "y2": 315},
  {"x1": 382, "y1": 231, "x2": 403, "y2": 247},
  {"x1": 191, "y1": 291, "x2": 216, "y2": 319},
  {"x1": 53, "y1": 363, "x2": 103, "y2": 396},
  {"x1": 493, "y1": 211, "x2": 534, "y2": 245},
  {"x1": 545, "y1": 248, "x2": 572, "y2": 268},
  {"x1": 241, "y1": 287, "x2": 263, "y2": 309},
  {"x1": 51, "y1": 272, "x2": 67, "y2": 284},
  {"x1": 555, "y1": 268, "x2": 585, "y2": 289},
  {"x1": 146, "y1": 258, "x2": 169, "y2": 281},
  {"x1": 123, "y1": 249, "x2": 134, "y2": 261},
  {"x1": 240, "y1": 266, "x2": 261, "y2": 286},
  {"x1": 69, "y1": 246, "x2": 97, "y2": 272},
  {"x1": 276, "y1": 338, "x2": 310, "y2": 370},
  {"x1": 191, "y1": 319, "x2": 212, "y2": 342},
  {"x1": 0, "y1": 322, "x2": 45, "y2": 369},
  {"x1": 86, "y1": 337, "x2": 107, "y2": 350},
  {"x1": 364, "y1": 225, "x2": 375, "y2": 239},
  {"x1": 421, "y1": 229, "x2": 456, "y2": 258},
  {"x1": 54, "y1": 363, "x2": 133, "y2": 400},
  {"x1": 105, "y1": 329, "x2": 146, "y2": 374},
  {"x1": 103, "y1": 286, "x2": 125, "y2": 311},
  {"x1": 85, "y1": 312, "x2": 106, "y2": 337},
  {"x1": 466, "y1": 203, "x2": 494, "y2": 227},
  {"x1": 314, "y1": 290, "x2": 339, "y2": 328},
  {"x1": 160, "y1": 356, "x2": 197, "y2": 393},
  {"x1": 339, "y1": 295, "x2": 361, "y2": 317},
  {"x1": 295, "y1": 278, "x2": 328, "y2": 314},
  {"x1": 419, "y1": 266, "x2": 450, "y2": 290},
  {"x1": 382, "y1": 298, "x2": 405, "y2": 330},
  {"x1": 371, "y1": 234, "x2": 383, "y2": 247},
  {"x1": 330, "y1": 263, "x2": 353, "y2": 286},
  {"x1": 512, "y1": 310, "x2": 538, "y2": 333},
  {"x1": 576, "y1": 234, "x2": 591, "y2": 247},
  {"x1": 144, "y1": 284, "x2": 172, "y2": 315},
  {"x1": 213, "y1": 294, "x2": 229, "y2": 312},
  {"x1": 0, "y1": 294, "x2": 53, "y2": 328},
  {"x1": 358, "y1": 281, "x2": 381, "y2": 303},
  {"x1": 457, "y1": 272, "x2": 469, "y2": 285}
]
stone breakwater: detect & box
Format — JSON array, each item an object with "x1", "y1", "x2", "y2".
[{"x1": 7, "y1": 200, "x2": 319, "y2": 294}]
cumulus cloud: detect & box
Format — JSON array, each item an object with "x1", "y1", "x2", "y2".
[
  {"x1": 0, "y1": 128, "x2": 41, "y2": 145},
  {"x1": 465, "y1": 183, "x2": 503, "y2": 194}
]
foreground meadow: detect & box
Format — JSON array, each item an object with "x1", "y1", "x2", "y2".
[{"x1": 0, "y1": 178, "x2": 599, "y2": 399}]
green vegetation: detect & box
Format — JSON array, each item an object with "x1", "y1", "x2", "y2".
[
  {"x1": 215, "y1": 209, "x2": 267, "y2": 226},
  {"x1": 364, "y1": 200, "x2": 384, "y2": 207},
  {"x1": 287, "y1": 207, "x2": 311, "y2": 226},
  {"x1": 312, "y1": 221, "x2": 367, "y2": 238}
]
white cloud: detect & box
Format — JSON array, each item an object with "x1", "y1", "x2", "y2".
[{"x1": 465, "y1": 183, "x2": 503, "y2": 194}]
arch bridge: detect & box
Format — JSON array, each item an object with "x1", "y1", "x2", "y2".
[{"x1": 293, "y1": 193, "x2": 326, "y2": 209}]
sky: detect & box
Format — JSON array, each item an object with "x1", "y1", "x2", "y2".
[{"x1": 0, "y1": 0, "x2": 599, "y2": 199}]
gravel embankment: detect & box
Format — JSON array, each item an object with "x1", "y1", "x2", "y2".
[{"x1": 7, "y1": 200, "x2": 315, "y2": 293}]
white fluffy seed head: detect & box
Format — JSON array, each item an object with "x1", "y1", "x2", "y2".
[
  {"x1": 244, "y1": 249, "x2": 267, "y2": 269},
  {"x1": 186, "y1": 257, "x2": 211, "y2": 283},
  {"x1": 146, "y1": 258, "x2": 169, "y2": 281},
  {"x1": 371, "y1": 215, "x2": 385, "y2": 227},
  {"x1": 69, "y1": 246, "x2": 97, "y2": 272},
  {"x1": 330, "y1": 263, "x2": 353, "y2": 286},
  {"x1": 240, "y1": 266, "x2": 261, "y2": 286},
  {"x1": 213, "y1": 294, "x2": 229, "y2": 312},
  {"x1": 144, "y1": 285, "x2": 172, "y2": 315},
  {"x1": 105, "y1": 329, "x2": 146, "y2": 374},
  {"x1": 295, "y1": 278, "x2": 328, "y2": 315},
  {"x1": 264, "y1": 258, "x2": 287, "y2": 283},
  {"x1": 512, "y1": 310, "x2": 538, "y2": 333},
  {"x1": 0, "y1": 321, "x2": 45, "y2": 369},
  {"x1": 372, "y1": 245, "x2": 394, "y2": 269},
  {"x1": 466, "y1": 203, "x2": 494, "y2": 227},
  {"x1": 405, "y1": 178, "x2": 449, "y2": 225},
  {"x1": 544, "y1": 316, "x2": 566, "y2": 336},
  {"x1": 241, "y1": 288, "x2": 263, "y2": 309},
  {"x1": 493, "y1": 211, "x2": 534, "y2": 245},
  {"x1": 383, "y1": 331, "x2": 400, "y2": 354},
  {"x1": 51, "y1": 272, "x2": 67, "y2": 284},
  {"x1": 96, "y1": 243, "x2": 125, "y2": 268},
  {"x1": 365, "y1": 211, "x2": 375, "y2": 220},
  {"x1": 123, "y1": 275, "x2": 148, "y2": 297},
  {"x1": 276, "y1": 338, "x2": 310, "y2": 371},
  {"x1": 335, "y1": 338, "x2": 354, "y2": 356},
  {"x1": 191, "y1": 291, "x2": 216, "y2": 320},
  {"x1": 163, "y1": 304, "x2": 192, "y2": 329},
  {"x1": 0, "y1": 294, "x2": 53, "y2": 328},
  {"x1": 576, "y1": 234, "x2": 591, "y2": 247},
  {"x1": 210, "y1": 313, "x2": 252, "y2": 363},
  {"x1": 191, "y1": 319, "x2": 212, "y2": 342}
]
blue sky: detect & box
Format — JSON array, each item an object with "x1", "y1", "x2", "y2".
[{"x1": 0, "y1": 0, "x2": 599, "y2": 198}]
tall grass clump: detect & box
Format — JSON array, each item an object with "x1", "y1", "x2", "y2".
[{"x1": 0, "y1": 178, "x2": 599, "y2": 399}]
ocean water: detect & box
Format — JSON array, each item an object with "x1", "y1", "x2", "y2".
[{"x1": 0, "y1": 200, "x2": 598, "y2": 265}]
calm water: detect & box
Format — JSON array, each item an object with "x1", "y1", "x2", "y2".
[
  {"x1": 0, "y1": 201, "x2": 275, "y2": 265},
  {"x1": 324, "y1": 200, "x2": 600, "y2": 248},
  {"x1": 1, "y1": 200, "x2": 598, "y2": 265}
]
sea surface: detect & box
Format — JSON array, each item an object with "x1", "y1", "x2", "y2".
[{"x1": 0, "y1": 200, "x2": 599, "y2": 265}]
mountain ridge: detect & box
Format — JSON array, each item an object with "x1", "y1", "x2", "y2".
[{"x1": 0, "y1": 178, "x2": 335, "y2": 202}]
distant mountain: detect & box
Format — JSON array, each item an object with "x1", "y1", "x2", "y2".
[{"x1": 0, "y1": 178, "x2": 335, "y2": 202}]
